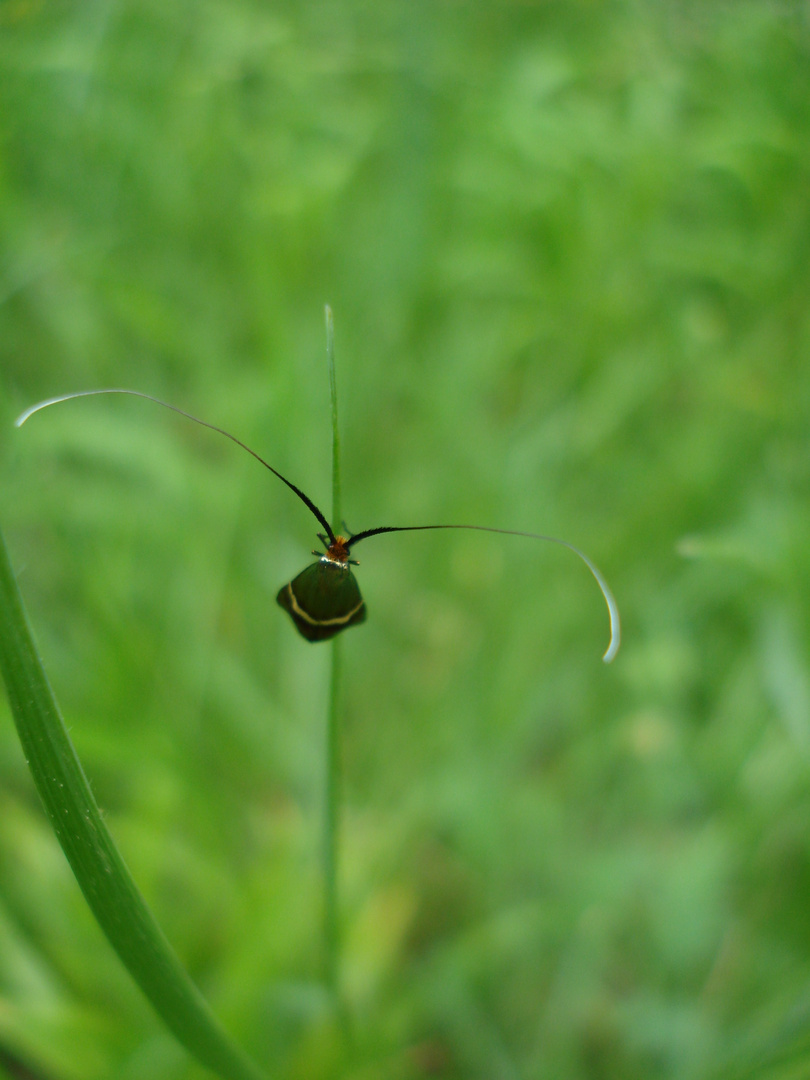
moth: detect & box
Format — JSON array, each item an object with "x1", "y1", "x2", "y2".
[{"x1": 16, "y1": 389, "x2": 620, "y2": 661}]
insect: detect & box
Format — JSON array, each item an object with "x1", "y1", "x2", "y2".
[{"x1": 15, "y1": 389, "x2": 620, "y2": 660}]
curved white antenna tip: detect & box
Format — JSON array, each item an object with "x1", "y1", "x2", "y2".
[
  {"x1": 14, "y1": 401, "x2": 46, "y2": 427},
  {"x1": 602, "y1": 622, "x2": 620, "y2": 664},
  {"x1": 595, "y1": 573, "x2": 620, "y2": 663},
  {"x1": 549, "y1": 538, "x2": 620, "y2": 663},
  {"x1": 557, "y1": 539, "x2": 620, "y2": 663},
  {"x1": 15, "y1": 391, "x2": 121, "y2": 429}
]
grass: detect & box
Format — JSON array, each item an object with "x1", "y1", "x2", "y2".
[
  {"x1": 2, "y1": 1, "x2": 810, "y2": 1077},
  {"x1": 324, "y1": 304, "x2": 343, "y2": 1006},
  {"x1": 0, "y1": 526, "x2": 268, "y2": 1080}
]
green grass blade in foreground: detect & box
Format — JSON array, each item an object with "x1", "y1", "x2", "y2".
[{"x1": 0, "y1": 526, "x2": 269, "y2": 1080}]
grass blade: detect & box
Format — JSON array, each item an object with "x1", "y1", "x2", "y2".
[
  {"x1": 0, "y1": 525, "x2": 269, "y2": 1080},
  {"x1": 323, "y1": 304, "x2": 343, "y2": 1009},
  {"x1": 324, "y1": 636, "x2": 342, "y2": 998},
  {"x1": 325, "y1": 303, "x2": 341, "y2": 531}
]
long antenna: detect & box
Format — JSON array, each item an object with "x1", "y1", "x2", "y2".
[
  {"x1": 347, "y1": 523, "x2": 620, "y2": 663},
  {"x1": 15, "y1": 389, "x2": 337, "y2": 543},
  {"x1": 16, "y1": 389, "x2": 620, "y2": 661}
]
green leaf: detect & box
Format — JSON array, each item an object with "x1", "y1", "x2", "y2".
[{"x1": 0, "y1": 525, "x2": 269, "y2": 1080}]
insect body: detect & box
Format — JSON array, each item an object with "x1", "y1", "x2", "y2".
[
  {"x1": 15, "y1": 389, "x2": 620, "y2": 661},
  {"x1": 277, "y1": 534, "x2": 366, "y2": 642}
]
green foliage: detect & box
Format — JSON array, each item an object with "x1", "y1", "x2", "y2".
[
  {"x1": 0, "y1": 528, "x2": 267, "y2": 1080},
  {"x1": 1, "y1": 1, "x2": 810, "y2": 1077}
]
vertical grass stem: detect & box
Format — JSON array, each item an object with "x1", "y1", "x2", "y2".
[
  {"x1": 325, "y1": 637, "x2": 342, "y2": 998},
  {"x1": 326, "y1": 305, "x2": 341, "y2": 530},
  {"x1": 324, "y1": 304, "x2": 342, "y2": 1004}
]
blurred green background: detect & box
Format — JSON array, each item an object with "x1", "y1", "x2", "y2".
[{"x1": 2, "y1": 1, "x2": 810, "y2": 1078}]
